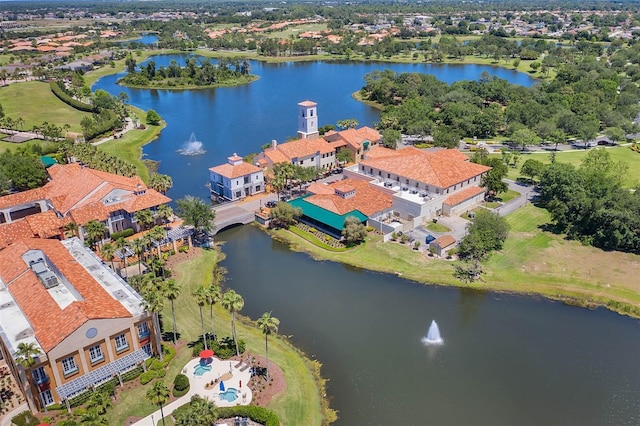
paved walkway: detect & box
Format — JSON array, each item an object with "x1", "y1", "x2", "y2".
[
  {"x1": 0, "y1": 403, "x2": 28, "y2": 426},
  {"x1": 132, "y1": 357, "x2": 252, "y2": 426}
]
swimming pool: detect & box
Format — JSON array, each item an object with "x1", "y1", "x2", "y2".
[
  {"x1": 193, "y1": 364, "x2": 212, "y2": 376},
  {"x1": 219, "y1": 388, "x2": 238, "y2": 402}
]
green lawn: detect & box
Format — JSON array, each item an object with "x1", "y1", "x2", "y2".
[
  {"x1": 96, "y1": 107, "x2": 163, "y2": 183},
  {"x1": 272, "y1": 205, "x2": 640, "y2": 317},
  {"x1": 0, "y1": 138, "x2": 50, "y2": 154},
  {"x1": 498, "y1": 146, "x2": 640, "y2": 187},
  {"x1": 425, "y1": 222, "x2": 451, "y2": 233},
  {"x1": 107, "y1": 247, "x2": 325, "y2": 425},
  {"x1": 0, "y1": 81, "x2": 91, "y2": 132}
]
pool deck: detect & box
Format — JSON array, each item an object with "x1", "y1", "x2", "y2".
[{"x1": 132, "y1": 357, "x2": 253, "y2": 425}]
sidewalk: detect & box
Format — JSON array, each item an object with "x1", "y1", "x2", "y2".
[{"x1": 0, "y1": 403, "x2": 27, "y2": 426}]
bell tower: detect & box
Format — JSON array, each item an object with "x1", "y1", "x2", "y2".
[{"x1": 297, "y1": 100, "x2": 319, "y2": 140}]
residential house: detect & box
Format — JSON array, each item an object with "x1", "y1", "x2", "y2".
[
  {"x1": 0, "y1": 163, "x2": 171, "y2": 249},
  {"x1": 209, "y1": 153, "x2": 265, "y2": 201},
  {"x1": 0, "y1": 238, "x2": 159, "y2": 412}
]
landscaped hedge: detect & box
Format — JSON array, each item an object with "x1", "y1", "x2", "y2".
[
  {"x1": 140, "y1": 369, "x2": 166, "y2": 385},
  {"x1": 67, "y1": 378, "x2": 119, "y2": 408},
  {"x1": 110, "y1": 228, "x2": 134, "y2": 240},
  {"x1": 190, "y1": 337, "x2": 245, "y2": 359},
  {"x1": 49, "y1": 81, "x2": 95, "y2": 112},
  {"x1": 173, "y1": 373, "x2": 190, "y2": 397},
  {"x1": 217, "y1": 406, "x2": 279, "y2": 426},
  {"x1": 121, "y1": 366, "x2": 143, "y2": 382}
]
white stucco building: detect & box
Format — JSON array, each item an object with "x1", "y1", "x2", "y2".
[{"x1": 209, "y1": 153, "x2": 265, "y2": 201}]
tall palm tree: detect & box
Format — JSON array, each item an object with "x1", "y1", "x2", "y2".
[
  {"x1": 157, "y1": 204, "x2": 173, "y2": 227},
  {"x1": 221, "y1": 289, "x2": 244, "y2": 357},
  {"x1": 150, "y1": 173, "x2": 173, "y2": 194},
  {"x1": 134, "y1": 209, "x2": 155, "y2": 232},
  {"x1": 85, "y1": 220, "x2": 108, "y2": 249},
  {"x1": 80, "y1": 408, "x2": 108, "y2": 426},
  {"x1": 100, "y1": 242, "x2": 116, "y2": 270},
  {"x1": 114, "y1": 238, "x2": 130, "y2": 278},
  {"x1": 140, "y1": 290, "x2": 164, "y2": 361},
  {"x1": 148, "y1": 225, "x2": 166, "y2": 258},
  {"x1": 256, "y1": 312, "x2": 280, "y2": 381},
  {"x1": 130, "y1": 238, "x2": 146, "y2": 275},
  {"x1": 86, "y1": 390, "x2": 113, "y2": 415},
  {"x1": 164, "y1": 279, "x2": 181, "y2": 345},
  {"x1": 14, "y1": 342, "x2": 42, "y2": 368},
  {"x1": 146, "y1": 381, "x2": 169, "y2": 426},
  {"x1": 193, "y1": 286, "x2": 209, "y2": 350},
  {"x1": 205, "y1": 284, "x2": 222, "y2": 341}
]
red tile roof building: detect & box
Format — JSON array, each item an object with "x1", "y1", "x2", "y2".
[
  {"x1": 0, "y1": 164, "x2": 171, "y2": 249},
  {"x1": 351, "y1": 146, "x2": 491, "y2": 219},
  {"x1": 0, "y1": 238, "x2": 158, "y2": 412}
]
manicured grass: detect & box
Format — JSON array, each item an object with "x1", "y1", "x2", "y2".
[
  {"x1": 96, "y1": 107, "x2": 164, "y2": 183},
  {"x1": 496, "y1": 189, "x2": 520, "y2": 203},
  {"x1": 0, "y1": 80, "x2": 91, "y2": 132},
  {"x1": 270, "y1": 204, "x2": 640, "y2": 317},
  {"x1": 497, "y1": 146, "x2": 640, "y2": 187},
  {"x1": 425, "y1": 222, "x2": 451, "y2": 233},
  {"x1": 0, "y1": 139, "x2": 50, "y2": 154},
  {"x1": 106, "y1": 247, "x2": 325, "y2": 425}
]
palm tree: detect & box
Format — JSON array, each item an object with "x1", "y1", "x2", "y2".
[
  {"x1": 148, "y1": 225, "x2": 166, "y2": 259},
  {"x1": 100, "y1": 242, "x2": 116, "y2": 270},
  {"x1": 256, "y1": 312, "x2": 280, "y2": 381},
  {"x1": 134, "y1": 209, "x2": 155, "y2": 232},
  {"x1": 150, "y1": 173, "x2": 173, "y2": 194},
  {"x1": 173, "y1": 395, "x2": 217, "y2": 425},
  {"x1": 194, "y1": 286, "x2": 209, "y2": 350},
  {"x1": 164, "y1": 279, "x2": 181, "y2": 345},
  {"x1": 221, "y1": 289, "x2": 244, "y2": 357},
  {"x1": 205, "y1": 284, "x2": 222, "y2": 341},
  {"x1": 140, "y1": 290, "x2": 164, "y2": 361},
  {"x1": 130, "y1": 238, "x2": 146, "y2": 275},
  {"x1": 146, "y1": 381, "x2": 170, "y2": 426},
  {"x1": 85, "y1": 220, "x2": 108, "y2": 249},
  {"x1": 14, "y1": 342, "x2": 42, "y2": 368},
  {"x1": 86, "y1": 390, "x2": 113, "y2": 415},
  {"x1": 114, "y1": 238, "x2": 130, "y2": 278},
  {"x1": 63, "y1": 221, "x2": 79, "y2": 239},
  {"x1": 157, "y1": 204, "x2": 173, "y2": 227},
  {"x1": 80, "y1": 408, "x2": 108, "y2": 426}
]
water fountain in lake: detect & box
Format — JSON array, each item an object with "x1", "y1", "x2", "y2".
[
  {"x1": 177, "y1": 132, "x2": 206, "y2": 155},
  {"x1": 422, "y1": 320, "x2": 444, "y2": 346}
]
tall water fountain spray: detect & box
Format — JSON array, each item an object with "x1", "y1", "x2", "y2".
[
  {"x1": 422, "y1": 320, "x2": 444, "y2": 345},
  {"x1": 177, "y1": 132, "x2": 206, "y2": 155}
]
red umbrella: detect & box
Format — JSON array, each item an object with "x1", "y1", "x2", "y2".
[{"x1": 199, "y1": 349, "x2": 214, "y2": 358}]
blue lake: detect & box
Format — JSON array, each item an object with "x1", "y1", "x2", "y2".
[
  {"x1": 93, "y1": 58, "x2": 640, "y2": 425},
  {"x1": 93, "y1": 56, "x2": 537, "y2": 200}
]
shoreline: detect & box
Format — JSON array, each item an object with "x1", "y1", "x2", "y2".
[
  {"x1": 116, "y1": 74, "x2": 260, "y2": 91},
  {"x1": 263, "y1": 222, "x2": 640, "y2": 319}
]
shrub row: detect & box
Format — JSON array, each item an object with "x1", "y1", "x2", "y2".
[
  {"x1": 217, "y1": 406, "x2": 279, "y2": 426},
  {"x1": 140, "y1": 368, "x2": 166, "y2": 385},
  {"x1": 67, "y1": 378, "x2": 118, "y2": 408},
  {"x1": 172, "y1": 373, "x2": 190, "y2": 397},
  {"x1": 110, "y1": 228, "x2": 134, "y2": 240},
  {"x1": 50, "y1": 81, "x2": 95, "y2": 112},
  {"x1": 190, "y1": 338, "x2": 245, "y2": 360}
]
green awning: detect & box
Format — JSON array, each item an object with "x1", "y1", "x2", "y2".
[
  {"x1": 40, "y1": 156, "x2": 58, "y2": 167},
  {"x1": 288, "y1": 196, "x2": 368, "y2": 231}
]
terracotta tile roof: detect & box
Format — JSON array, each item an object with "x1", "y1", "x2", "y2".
[
  {"x1": 361, "y1": 147, "x2": 490, "y2": 189},
  {"x1": 69, "y1": 202, "x2": 110, "y2": 225},
  {"x1": 263, "y1": 148, "x2": 290, "y2": 165},
  {"x1": 298, "y1": 100, "x2": 317, "y2": 107},
  {"x1": 432, "y1": 235, "x2": 456, "y2": 248},
  {"x1": 276, "y1": 138, "x2": 335, "y2": 159},
  {"x1": 443, "y1": 186, "x2": 485, "y2": 206},
  {"x1": 0, "y1": 221, "x2": 37, "y2": 250},
  {"x1": 0, "y1": 164, "x2": 170, "y2": 242},
  {"x1": 305, "y1": 178, "x2": 392, "y2": 216},
  {"x1": 0, "y1": 188, "x2": 47, "y2": 209},
  {"x1": 432, "y1": 149, "x2": 470, "y2": 162},
  {"x1": 24, "y1": 211, "x2": 65, "y2": 238},
  {"x1": 209, "y1": 162, "x2": 262, "y2": 179},
  {"x1": 0, "y1": 239, "x2": 132, "y2": 352},
  {"x1": 306, "y1": 183, "x2": 335, "y2": 195}
]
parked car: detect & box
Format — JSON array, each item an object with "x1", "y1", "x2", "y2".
[{"x1": 265, "y1": 200, "x2": 277, "y2": 208}]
